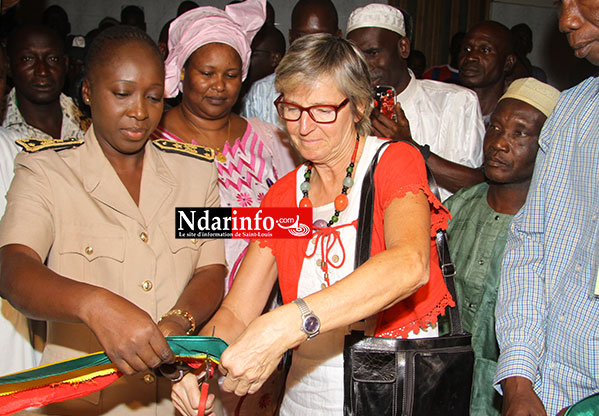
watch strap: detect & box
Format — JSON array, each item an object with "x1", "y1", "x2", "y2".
[{"x1": 292, "y1": 298, "x2": 311, "y2": 317}]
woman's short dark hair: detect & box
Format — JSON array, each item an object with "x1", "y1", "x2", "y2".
[
  {"x1": 275, "y1": 33, "x2": 372, "y2": 136},
  {"x1": 85, "y1": 25, "x2": 163, "y2": 79}
]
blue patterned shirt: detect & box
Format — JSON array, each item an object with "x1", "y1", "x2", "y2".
[
  {"x1": 240, "y1": 73, "x2": 283, "y2": 130},
  {"x1": 494, "y1": 76, "x2": 599, "y2": 415}
]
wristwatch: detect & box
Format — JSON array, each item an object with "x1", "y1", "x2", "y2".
[{"x1": 292, "y1": 298, "x2": 321, "y2": 341}]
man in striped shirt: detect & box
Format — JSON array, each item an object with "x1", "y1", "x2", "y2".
[{"x1": 494, "y1": 1, "x2": 599, "y2": 415}]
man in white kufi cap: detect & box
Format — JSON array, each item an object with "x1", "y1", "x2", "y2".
[
  {"x1": 347, "y1": 3, "x2": 485, "y2": 201},
  {"x1": 444, "y1": 77, "x2": 559, "y2": 416}
]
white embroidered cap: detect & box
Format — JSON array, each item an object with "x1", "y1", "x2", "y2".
[{"x1": 346, "y1": 3, "x2": 406, "y2": 37}]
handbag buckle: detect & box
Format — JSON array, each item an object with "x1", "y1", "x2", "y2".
[{"x1": 441, "y1": 262, "x2": 456, "y2": 277}]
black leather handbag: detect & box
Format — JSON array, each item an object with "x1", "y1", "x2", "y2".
[{"x1": 343, "y1": 140, "x2": 474, "y2": 416}]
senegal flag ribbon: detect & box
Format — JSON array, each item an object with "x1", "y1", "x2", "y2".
[{"x1": 0, "y1": 336, "x2": 227, "y2": 415}]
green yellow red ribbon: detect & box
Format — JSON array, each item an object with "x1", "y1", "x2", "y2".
[{"x1": 0, "y1": 336, "x2": 227, "y2": 415}]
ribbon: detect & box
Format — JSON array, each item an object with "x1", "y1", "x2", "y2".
[{"x1": 0, "y1": 336, "x2": 227, "y2": 415}]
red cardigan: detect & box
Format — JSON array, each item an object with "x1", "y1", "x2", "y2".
[{"x1": 256, "y1": 141, "x2": 453, "y2": 337}]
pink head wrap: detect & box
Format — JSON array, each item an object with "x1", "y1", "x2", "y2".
[{"x1": 164, "y1": 0, "x2": 266, "y2": 98}]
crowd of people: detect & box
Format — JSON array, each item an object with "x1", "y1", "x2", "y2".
[{"x1": 0, "y1": 0, "x2": 596, "y2": 415}]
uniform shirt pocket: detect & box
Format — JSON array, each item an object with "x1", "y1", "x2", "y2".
[
  {"x1": 55, "y1": 223, "x2": 125, "y2": 286},
  {"x1": 159, "y1": 220, "x2": 202, "y2": 276}
]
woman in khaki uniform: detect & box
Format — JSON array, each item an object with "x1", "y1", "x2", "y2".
[{"x1": 0, "y1": 26, "x2": 226, "y2": 415}]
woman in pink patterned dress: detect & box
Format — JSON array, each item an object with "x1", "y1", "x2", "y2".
[
  {"x1": 151, "y1": 2, "x2": 297, "y2": 414},
  {"x1": 151, "y1": 0, "x2": 297, "y2": 293}
]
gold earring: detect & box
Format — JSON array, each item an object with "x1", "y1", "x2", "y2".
[{"x1": 180, "y1": 73, "x2": 185, "y2": 81}]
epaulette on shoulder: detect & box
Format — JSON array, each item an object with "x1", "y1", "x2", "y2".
[
  {"x1": 16, "y1": 138, "x2": 84, "y2": 153},
  {"x1": 152, "y1": 139, "x2": 215, "y2": 162}
]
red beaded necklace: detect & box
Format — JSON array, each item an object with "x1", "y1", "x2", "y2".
[{"x1": 299, "y1": 134, "x2": 360, "y2": 227}]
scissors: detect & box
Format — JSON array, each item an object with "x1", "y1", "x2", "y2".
[
  {"x1": 157, "y1": 358, "x2": 213, "y2": 415},
  {"x1": 197, "y1": 358, "x2": 212, "y2": 416},
  {"x1": 196, "y1": 325, "x2": 216, "y2": 415},
  {"x1": 157, "y1": 327, "x2": 216, "y2": 415}
]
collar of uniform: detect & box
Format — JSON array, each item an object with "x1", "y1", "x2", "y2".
[
  {"x1": 139, "y1": 137, "x2": 178, "y2": 224},
  {"x1": 81, "y1": 126, "x2": 178, "y2": 226},
  {"x1": 80, "y1": 127, "x2": 143, "y2": 224},
  {"x1": 81, "y1": 126, "x2": 113, "y2": 193},
  {"x1": 144, "y1": 136, "x2": 178, "y2": 187},
  {"x1": 396, "y1": 69, "x2": 417, "y2": 104},
  {"x1": 81, "y1": 126, "x2": 177, "y2": 193}
]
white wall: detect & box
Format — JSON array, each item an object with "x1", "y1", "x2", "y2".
[
  {"x1": 47, "y1": 0, "x2": 386, "y2": 44},
  {"x1": 491, "y1": 1, "x2": 555, "y2": 76},
  {"x1": 491, "y1": 1, "x2": 596, "y2": 90}
]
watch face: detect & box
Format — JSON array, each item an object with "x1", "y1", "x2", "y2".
[{"x1": 304, "y1": 316, "x2": 320, "y2": 333}]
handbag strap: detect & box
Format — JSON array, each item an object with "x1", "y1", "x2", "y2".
[{"x1": 354, "y1": 139, "x2": 466, "y2": 336}]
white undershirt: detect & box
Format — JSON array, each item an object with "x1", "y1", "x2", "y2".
[{"x1": 280, "y1": 137, "x2": 438, "y2": 415}]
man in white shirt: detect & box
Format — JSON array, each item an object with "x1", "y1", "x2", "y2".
[{"x1": 347, "y1": 4, "x2": 485, "y2": 200}]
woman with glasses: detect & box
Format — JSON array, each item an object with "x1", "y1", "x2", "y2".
[
  {"x1": 156, "y1": 3, "x2": 296, "y2": 414},
  {"x1": 152, "y1": 0, "x2": 297, "y2": 293},
  {"x1": 172, "y1": 34, "x2": 453, "y2": 416}
]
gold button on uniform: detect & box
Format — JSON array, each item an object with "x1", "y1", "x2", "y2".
[
  {"x1": 85, "y1": 246, "x2": 93, "y2": 255},
  {"x1": 141, "y1": 280, "x2": 153, "y2": 291},
  {"x1": 140, "y1": 232, "x2": 148, "y2": 243},
  {"x1": 332, "y1": 255, "x2": 339, "y2": 263},
  {"x1": 143, "y1": 373, "x2": 155, "y2": 384}
]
